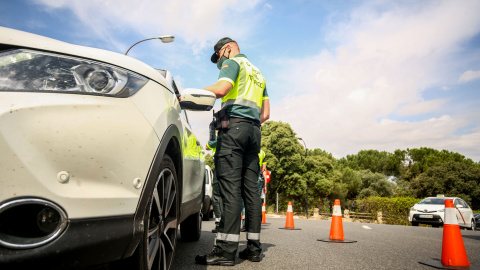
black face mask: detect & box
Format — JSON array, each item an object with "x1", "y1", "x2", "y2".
[
  {"x1": 216, "y1": 48, "x2": 230, "y2": 70},
  {"x1": 217, "y1": 56, "x2": 228, "y2": 70}
]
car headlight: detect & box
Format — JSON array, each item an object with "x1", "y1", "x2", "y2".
[{"x1": 0, "y1": 49, "x2": 148, "y2": 97}]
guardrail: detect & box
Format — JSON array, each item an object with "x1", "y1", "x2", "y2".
[{"x1": 281, "y1": 209, "x2": 410, "y2": 225}]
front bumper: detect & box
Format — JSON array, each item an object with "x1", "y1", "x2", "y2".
[
  {"x1": 411, "y1": 213, "x2": 444, "y2": 225},
  {"x1": 0, "y1": 215, "x2": 134, "y2": 269}
]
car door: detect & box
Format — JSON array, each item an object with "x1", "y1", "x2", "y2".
[
  {"x1": 454, "y1": 198, "x2": 468, "y2": 226},
  {"x1": 458, "y1": 199, "x2": 473, "y2": 226}
]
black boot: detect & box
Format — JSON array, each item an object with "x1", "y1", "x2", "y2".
[
  {"x1": 195, "y1": 246, "x2": 235, "y2": 266},
  {"x1": 239, "y1": 248, "x2": 262, "y2": 262}
]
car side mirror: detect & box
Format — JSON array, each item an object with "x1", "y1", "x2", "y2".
[{"x1": 179, "y1": 88, "x2": 216, "y2": 111}]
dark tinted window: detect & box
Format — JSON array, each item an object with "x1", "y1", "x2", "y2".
[{"x1": 418, "y1": 198, "x2": 445, "y2": 205}]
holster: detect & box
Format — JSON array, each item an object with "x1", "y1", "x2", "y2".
[{"x1": 214, "y1": 109, "x2": 229, "y2": 130}]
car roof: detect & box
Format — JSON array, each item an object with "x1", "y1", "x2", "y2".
[
  {"x1": 0, "y1": 27, "x2": 169, "y2": 88},
  {"x1": 423, "y1": 197, "x2": 458, "y2": 200}
]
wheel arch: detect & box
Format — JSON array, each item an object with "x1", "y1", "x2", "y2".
[{"x1": 122, "y1": 124, "x2": 183, "y2": 258}]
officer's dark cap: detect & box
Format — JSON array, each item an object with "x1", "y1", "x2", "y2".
[{"x1": 211, "y1": 37, "x2": 236, "y2": 63}]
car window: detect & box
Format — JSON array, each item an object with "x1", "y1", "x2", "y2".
[
  {"x1": 181, "y1": 110, "x2": 189, "y2": 124},
  {"x1": 418, "y1": 198, "x2": 445, "y2": 205},
  {"x1": 172, "y1": 80, "x2": 181, "y2": 98},
  {"x1": 204, "y1": 170, "x2": 209, "y2": 184},
  {"x1": 458, "y1": 199, "x2": 469, "y2": 208},
  {"x1": 454, "y1": 199, "x2": 466, "y2": 208}
]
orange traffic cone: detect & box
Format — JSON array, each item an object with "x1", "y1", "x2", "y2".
[
  {"x1": 318, "y1": 199, "x2": 356, "y2": 243},
  {"x1": 279, "y1": 201, "x2": 301, "y2": 230},
  {"x1": 419, "y1": 199, "x2": 476, "y2": 269},
  {"x1": 261, "y1": 203, "x2": 266, "y2": 224}
]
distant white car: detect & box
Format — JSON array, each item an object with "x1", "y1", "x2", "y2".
[
  {"x1": 409, "y1": 197, "x2": 475, "y2": 230},
  {"x1": 0, "y1": 27, "x2": 216, "y2": 270},
  {"x1": 201, "y1": 165, "x2": 214, "y2": 220}
]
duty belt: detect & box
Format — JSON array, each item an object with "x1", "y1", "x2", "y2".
[{"x1": 229, "y1": 117, "x2": 260, "y2": 128}]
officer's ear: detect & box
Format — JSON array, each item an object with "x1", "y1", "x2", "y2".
[{"x1": 225, "y1": 45, "x2": 232, "y2": 57}]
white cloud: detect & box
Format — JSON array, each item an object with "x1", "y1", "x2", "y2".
[
  {"x1": 459, "y1": 70, "x2": 480, "y2": 83},
  {"x1": 34, "y1": 0, "x2": 265, "y2": 54},
  {"x1": 396, "y1": 99, "x2": 449, "y2": 116},
  {"x1": 271, "y1": 0, "x2": 480, "y2": 161}
]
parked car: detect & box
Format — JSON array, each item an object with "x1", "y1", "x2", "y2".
[
  {"x1": 201, "y1": 165, "x2": 214, "y2": 220},
  {"x1": 475, "y1": 213, "x2": 480, "y2": 231},
  {"x1": 0, "y1": 26, "x2": 216, "y2": 270},
  {"x1": 409, "y1": 197, "x2": 475, "y2": 230}
]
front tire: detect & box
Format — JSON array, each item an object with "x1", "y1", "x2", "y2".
[
  {"x1": 471, "y1": 219, "x2": 476, "y2": 231},
  {"x1": 202, "y1": 199, "x2": 211, "y2": 221},
  {"x1": 411, "y1": 222, "x2": 419, "y2": 226},
  {"x1": 134, "y1": 154, "x2": 179, "y2": 270}
]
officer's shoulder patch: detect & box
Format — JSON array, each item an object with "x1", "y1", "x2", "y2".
[{"x1": 222, "y1": 64, "x2": 229, "y2": 69}]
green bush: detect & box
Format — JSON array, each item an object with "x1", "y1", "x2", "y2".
[{"x1": 356, "y1": 196, "x2": 421, "y2": 225}]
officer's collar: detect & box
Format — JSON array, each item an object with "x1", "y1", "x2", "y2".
[{"x1": 234, "y1": 54, "x2": 248, "y2": 59}]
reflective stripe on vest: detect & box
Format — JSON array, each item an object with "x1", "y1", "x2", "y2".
[{"x1": 221, "y1": 57, "x2": 265, "y2": 113}]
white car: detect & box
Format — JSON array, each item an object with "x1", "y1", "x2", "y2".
[
  {"x1": 201, "y1": 165, "x2": 214, "y2": 220},
  {"x1": 409, "y1": 197, "x2": 475, "y2": 230},
  {"x1": 0, "y1": 27, "x2": 216, "y2": 270}
]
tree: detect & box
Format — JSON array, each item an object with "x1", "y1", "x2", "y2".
[
  {"x1": 205, "y1": 153, "x2": 214, "y2": 170},
  {"x1": 338, "y1": 149, "x2": 405, "y2": 177},
  {"x1": 261, "y1": 121, "x2": 306, "y2": 206},
  {"x1": 356, "y1": 170, "x2": 393, "y2": 198},
  {"x1": 410, "y1": 161, "x2": 480, "y2": 208},
  {"x1": 341, "y1": 167, "x2": 362, "y2": 199}
]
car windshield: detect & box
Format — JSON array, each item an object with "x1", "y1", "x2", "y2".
[{"x1": 418, "y1": 198, "x2": 445, "y2": 205}]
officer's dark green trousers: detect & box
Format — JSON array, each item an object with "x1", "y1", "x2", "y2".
[
  {"x1": 211, "y1": 170, "x2": 222, "y2": 228},
  {"x1": 214, "y1": 121, "x2": 262, "y2": 260}
]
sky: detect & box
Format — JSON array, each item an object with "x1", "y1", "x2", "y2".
[{"x1": 1, "y1": 0, "x2": 480, "y2": 162}]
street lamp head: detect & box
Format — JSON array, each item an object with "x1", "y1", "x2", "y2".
[
  {"x1": 157, "y1": 35, "x2": 174, "y2": 43},
  {"x1": 125, "y1": 35, "x2": 175, "y2": 55}
]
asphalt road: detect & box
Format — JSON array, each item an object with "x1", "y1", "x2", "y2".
[{"x1": 173, "y1": 216, "x2": 480, "y2": 270}]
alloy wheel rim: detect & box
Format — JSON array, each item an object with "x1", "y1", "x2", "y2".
[{"x1": 147, "y1": 168, "x2": 178, "y2": 270}]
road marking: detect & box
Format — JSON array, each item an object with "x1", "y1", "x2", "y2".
[{"x1": 362, "y1": 225, "x2": 372, "y2": 230}]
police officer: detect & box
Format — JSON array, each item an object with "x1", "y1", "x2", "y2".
[{"x1": 195, "y1": 37, "x2": 270, "y2": 266}]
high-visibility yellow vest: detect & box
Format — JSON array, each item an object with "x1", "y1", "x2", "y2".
[
  {"x1": 259, "y1": 149, "x2": 266, "y2": 167},
  {"x1": 221, "y1": 57, "x2": 266, "y2": 115}
]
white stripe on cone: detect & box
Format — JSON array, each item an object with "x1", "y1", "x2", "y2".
[
  {"x1": 332, "y1": 205, "x2": 342, "y2": 216},
  {"x1": 287, "y1": 205, "x2": 293, "y2": 212},
  {"x1": 444, "y1": 207, "x2": 458, "y2": 225},
  {"x1": 262, "y1": 205, "x2": 266, "y2": 211}
]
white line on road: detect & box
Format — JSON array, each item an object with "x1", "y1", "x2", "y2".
[{"x1": 362, "y1": 225, "x2": 372, "y2": 230}]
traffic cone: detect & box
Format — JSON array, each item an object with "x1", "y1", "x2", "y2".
[
  {"x1": 419, "y1": 199, "x2": 476, "y2": 269},
  {"x1": 318, "y1": 199, "x2": 356, "y2": 243},
  {"x1": 279, "y1": 202, "x2": 301, "y2": 230},
  {"x1": 261, "y1": 203, "x2": 266, "y2": 224}
]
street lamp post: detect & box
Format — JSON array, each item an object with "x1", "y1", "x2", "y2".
[
  {"x1": 125, "y1": 35, "x2": 175, "y2": 55},
  {"x1": 298, "y1": 138, "x2": 308, "y2": 219}
]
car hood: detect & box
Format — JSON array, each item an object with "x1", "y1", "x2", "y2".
[{"x1": 0, "y1": 27, "x2": 168, "y2": 87}]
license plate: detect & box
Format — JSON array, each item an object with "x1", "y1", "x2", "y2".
[{"x1": 420, "y1": 215, "x2": 433, "y2": 218}]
